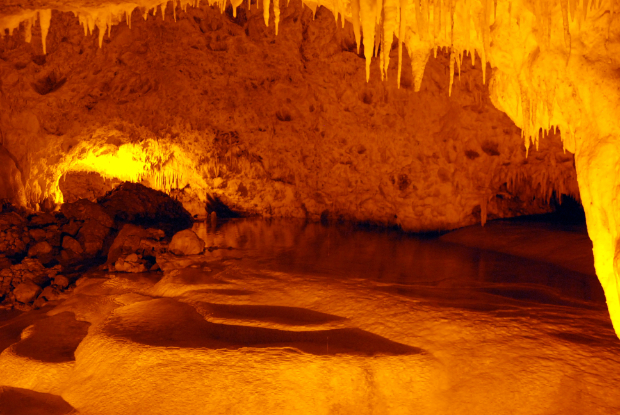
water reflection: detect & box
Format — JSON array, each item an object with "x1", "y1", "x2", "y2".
[{"x1": 192, "y1": 219, "x2": 605, "y2": 306}]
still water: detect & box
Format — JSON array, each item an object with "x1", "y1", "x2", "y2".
[
  {"x1": 194, "y1": 218, "x2": 606, "y2": 308},
  {"x1": 2, "y1": 218, "x2": 619, "y2": 415}
]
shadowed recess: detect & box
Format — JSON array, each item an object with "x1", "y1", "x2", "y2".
[
  {"x1": 478, "y1": 285, "x2": 602, "y2": 309},
  {"x1": 375, "y1": 284, "x2": 522, "y2": 313},
  {"x1": 0, "y1": 308, "x2": 52, "y2": 355},
  {"x1": 193, "y1": 301, "x2": 347, "y2": 325},
  {"x1": 0, "y1": 387, "x2": 74, "y2": 415},
  {"x1": 104, "y1": 298, "x2": 422, "y2": 356},
  {"x1": 12, "y1": 312, "x2": 90, "y2": 363},
  {"x1": 199, "y1": 288, "x2": 256, "y2": 296}
]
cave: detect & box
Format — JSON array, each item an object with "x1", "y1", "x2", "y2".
[{"x1": 1, "y1": 0, "x2": 620, "y2": 413}]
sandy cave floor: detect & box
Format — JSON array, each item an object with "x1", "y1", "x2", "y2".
[{"x1": 0, "y1": 219, "x2": 619, "y2": 414}]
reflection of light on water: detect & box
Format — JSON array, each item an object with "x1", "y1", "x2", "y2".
[{"x1": 0, "y1": 219, "x2": 619, "y2": 414}]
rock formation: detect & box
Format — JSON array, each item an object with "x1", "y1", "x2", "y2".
[
  {"x1": 0, "y1": 183, "x2": 192, "y2": 308},
  {"x1": 1, "y1": 0, "x2": 619, "y2": 337}
]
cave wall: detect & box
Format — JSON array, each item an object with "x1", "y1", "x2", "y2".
[{"x1": 0, "y1": 0, "x2": 578, "y2": 230}]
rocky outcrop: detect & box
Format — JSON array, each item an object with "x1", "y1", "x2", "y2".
[
  {"x1": 0, "y1": 212, "x2": 30, "y2": 257},
  {"x1": 106, "y1": 224, "x2": 166, "y2": 272},
  {"x1": 0, "y1": 258, "x2": 63, "y2": 308},
  {"x1": 0, "y1": 143, "x2": 26, "y2": 208},
  {"x1": 0, "y1": 184, "x2": 194, "y2": 306},
  {"x1": 98, "y1": 183, "x2": 193, "y2": 236}
]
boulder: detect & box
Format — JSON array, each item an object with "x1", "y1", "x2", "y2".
[
  {"x1": 28, "y1": 228, "x2": 47, "y2": 241},
  {"x1": 98, "y1": 182, "x2": 192, "y2": 236},
  {"x1": 77, "y1": 220, "x2": 111, "y2": 256},
  {"x1": 32, "y1": 295, "x2": 47, "y2": 309},
  {"x1": 61, "y1": 219, "x2": 82, "y2": 236},
  {"x1": 106, "y1": 224, "x2": 166, "y2": 267},
  {"x1": 40, "y1": 285, "x2": 61, "y2": 301},
  {"x1": 0, "y1": 256, "x2": 11, "y2": 271},
  {"x1": 169, "y1": 229, "x2": 205, "y2": 256},
  {"x1": 114, "y1": 253, "x2": 149, "y2": 273},
  {"x1": 13, "y1": 280, "x2": 42, "y2": 303},
  {"x1": 53, "y1": 275, "x2": 70, "y2": 289},
  {"x1": 43, "y1": 226, "x2": 62, "y2": 248},
  {"x1": 62, "y1": 236, "x2": 83, "y2": 254},
  {"x1": 60, "y1": 199, "x2": 114, "y2": 228},
  {"x1": 28, "y1": 241, "x2": 53, "y2": 257}
]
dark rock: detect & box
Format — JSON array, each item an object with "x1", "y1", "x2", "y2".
[
  {"x1": 0, "y1": 212, "x2": 30, "y2": 257},
  {"x1": 61, "y1": 220, "x2": 82, "y2": 236},
  {"x1": 28, "y1": 212, "x2": 57, "y2": 227},
  {"x1": 0, "y1": 258, "x2": 58, "y2": 288},
  {"x1": 114, "y1": 253, "x2": 149, "y2": 273},
  {"x1": 53, "y1": 275, "x2": 70, "y2": 289},
  {"x1": 106, "y1": 224, "x2": 165, "y2": 267},
  {"x1": 98, "y1": 182, "x2": 192, "y2": 236},
  {"x1": 0, "y1": 212, "x2": 25, "y2": 227},
  {"x1": 27, "y1": 241, "x2": 53, "y2": 257},
  {"x1": 0, "y1": 256, "x2": 12, "y2": 271},
  {"x1": 33, "y1": 295, "x2": 47, "y2": 309},
  {"x1": 13, "y1": 280, "x2": 42, "y2": 303},
  {"x1": 60, "y1": 199, "x2": 114, "y2": 228},
  {"x1": 29, "y1": 228, "x2": 47, "y2": 241},
  {"x1": 60, "y1": 200, "x2": 114, "y2": 261},
  {"x1": 77, "y1": 220, "x2": 111, "y2": 257},
  {"x1": 169, "y1": 229, "x2": 205, "y2": 256},
  {"x1": 59, "y1": 249, "x2": 80, "y2": 265},
  {"x1": 44, "y1": 227, "x2": 62, "y2": 248},
  {"x1": 62, "y1": 236, "x2": 83, "y2": 255},
  {"x1": 40, "y1": 285, "x2": 61, "y2": 301}
]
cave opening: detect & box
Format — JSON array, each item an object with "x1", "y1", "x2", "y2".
[{"x1": 1, "y1": 0, "x2": 620, "y2": 413}]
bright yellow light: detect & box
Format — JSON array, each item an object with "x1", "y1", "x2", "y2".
[
  {"x1": 52, "y1": 139, "x2": 208, "y2": 205},
  {"x1": 73, "y1": 144, "x2": 150, "y2": 183}
]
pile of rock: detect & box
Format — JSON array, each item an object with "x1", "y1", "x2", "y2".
[
  {"x1": 0, "y1": 258, "x2": 67, "y2": 309},
  {"x1": 0, "y1": 182, "x2": 199, "y2": 309},
  {"x1": 105, "y1": 224, "x2": 168, "y2": 273}
]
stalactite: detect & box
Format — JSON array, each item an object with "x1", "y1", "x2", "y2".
[{"x1": 39, "y1": 9, "x2": 52, "y2": 54}]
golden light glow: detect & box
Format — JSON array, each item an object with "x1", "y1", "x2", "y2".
[{"x1": 54, "y1": 139, "x2": 209, "y2": 204}]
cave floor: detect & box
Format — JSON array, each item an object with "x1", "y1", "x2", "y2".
[{"x1": 0, "y1": 219, "x2": 619, "y2": 415}]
